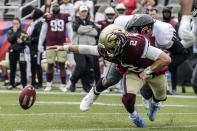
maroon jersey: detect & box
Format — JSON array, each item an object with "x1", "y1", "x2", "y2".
[
  {"x1": 43, "y1": 13, "x2": 70, "y2": 46},
  {"x1": 98, "y1": 33, "x2": 156, "y2": 73},
  {"x1": 97, "y1": 20, "x2": 113, "y2": 30}
]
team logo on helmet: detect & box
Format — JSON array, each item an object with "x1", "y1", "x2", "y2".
[{"x1": 141, "y1": 26, "x2": 152, "y2": 34}]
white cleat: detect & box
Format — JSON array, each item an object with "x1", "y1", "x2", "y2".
[
  {"x1": 44, "y1": 86, "x2": 52, "y2": 91},
  {"x1": 59, "y1": 84, "x2": 67, "y2": 92},
  {"x1": 142, "y1": 97, "x2": 149, "y2": 110},
  {"x1": 65, "y1": 80, "x2": 71, "y2": 89},
  {"x1": 80, "y1": 87, "x2": 99, "y2": 112}
]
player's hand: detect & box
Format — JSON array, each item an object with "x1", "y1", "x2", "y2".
[
  {"x1": 47, "y1": 46, "x2": 64, "y2": 51},
  {"x1": 38, "y1": 45, "x2": 44, "y2": 53},
  {"x1": 139, "y1": 71, "x2": 152, "y2": 80},
  {"x1": 178, "y1": 15, "x2": 195, "y2": 42}
]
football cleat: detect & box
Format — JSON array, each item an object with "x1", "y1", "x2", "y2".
[
  {"x1": 147, "y1": 98, "x2": 161, "y2": 121},
  {"x1": 80, "y1": 87, "x2": 99, "y2": 111},
  {"x1": 129, "y1": 111, "x2": 146, "y2": 128},
  {"x1": 59, "y1": 84, "x2": 67, "y2": 92},
  {"x1": 44, "y1": 86, "x2": 52, "y2": 91}
]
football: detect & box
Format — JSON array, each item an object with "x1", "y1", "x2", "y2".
[{"x1": 19, "y1": 85, "x2": 36, "y2": 110}]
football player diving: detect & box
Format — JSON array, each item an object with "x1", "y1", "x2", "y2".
[{"x1": 47, "y1": 24, "x2": 171, "y2": 128}]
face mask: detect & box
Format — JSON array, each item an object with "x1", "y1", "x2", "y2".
[{"x1": 53, "y1": 9, "x2": 60, "y2": 14}]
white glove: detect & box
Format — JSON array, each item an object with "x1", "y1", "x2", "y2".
[
  {"x1": 38, "y1": 45, "x2": 44, "y2": 53},
  {"x1": 178, "y1": 15, "x2": 195, "y2": 42}
]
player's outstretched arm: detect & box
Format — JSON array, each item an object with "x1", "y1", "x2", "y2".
[{"x1": 47, "y1": 45, "x2": 100, "y2": 56}]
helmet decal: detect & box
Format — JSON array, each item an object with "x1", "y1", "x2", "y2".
[{"x1": 141, "y1": 26, "x2": 152, "y2": 34}]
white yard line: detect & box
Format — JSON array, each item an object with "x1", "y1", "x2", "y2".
[
  {"x1": 48, "y1": 125, "x2": 197, "y2": 131},
  {"x1": 0, "y1": 112, "x2": 197, "y2": 117},
  {"x1": 0, "y1": 90, "x2": 196, "y2": 99},
  {"x1": 5, "y1": 101, "x2": 197, "y2": 108},
  {"x1": 35, "y1": 101, "x2": 197, "y2": 108}
]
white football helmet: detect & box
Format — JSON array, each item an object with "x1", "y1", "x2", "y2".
[
  {"x1": 115, "y1": 3, "x2": 126, "y2": 15},
  {"x1": 104, "y1": 7, "x2": 116, "y2": 23},
  {"x1": 99, "y1": 24, "x2": 126, "y2": 57}
]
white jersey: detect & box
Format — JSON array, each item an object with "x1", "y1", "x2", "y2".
[
  {"x1": 114, "y1": 15, "x2": 176, "y2": 49},
  {"x1": 60, "y1": 3, "x2": 75, "y2": 20},
  {"x1": 152, "y1": 20, "x2": 175, "y2": 49},
  {"x1": 114, "y1": 15, "x2": 135, "y2": 28}
]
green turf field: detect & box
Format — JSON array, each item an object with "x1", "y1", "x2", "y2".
[{"x1": 0, "y1": 84, "x2": 197, "y2": 131}]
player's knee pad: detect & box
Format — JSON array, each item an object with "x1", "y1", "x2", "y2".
[
  {"x1": 140, "y1": 83, "x2": 153, "y2": 100},
  {"x1": 106, "y1": 75, "x2": 121, "y2": 86},
  {"x1": 122, "y1": 93, "x2": 136, "y2": 113}
]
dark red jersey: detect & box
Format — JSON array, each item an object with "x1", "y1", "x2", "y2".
[
  {"x1": 43, "y1": 13, "x2": 70, "y2": 46},
  {"x1": 98, "y1": 33, "x2": 156, "y2": 73},
  {"x1": 97, "y1": 20, "x2": 113, "y2": 30}
]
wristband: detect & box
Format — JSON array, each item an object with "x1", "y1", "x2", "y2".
[
  {"x1": 63, "y1": 45, "x2": 69, "y2": 51},
  {"x1": 144, "y1": 66, "x2": 153, "y2": 75}
]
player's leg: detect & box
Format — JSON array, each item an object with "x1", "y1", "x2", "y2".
[
  {"x1": 147, "y1": 74, "x2": 167, "y2": 121},
  {"x1": 122, "y1": 73, "x2": 146, "y2": 128},
  {"x1": 57, "y1": 50, "x2": 67, "y2": 92},
  {"x1": 80, "y1": 63, "x2": 123, "y2": 111},
  {"x1": 45, "y1": 49, "x2": 56, "y2": 91}
]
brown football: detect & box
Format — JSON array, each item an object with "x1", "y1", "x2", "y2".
[{"x1": 19, "y1": 85, "x2": 36, "y2": 110}]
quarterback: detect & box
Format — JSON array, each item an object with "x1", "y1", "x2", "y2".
[{"x1": 47, "y1": 24, "x2": 171, "y2": 128}]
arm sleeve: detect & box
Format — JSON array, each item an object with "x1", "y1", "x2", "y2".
[
  {"x1": 146, "y1": 46, "x2": 163, "y2": 61},
  {"x1": 66, "y1": 22, "x2": 73, "y2": 43},
  {"x1": 38, "y1": 22, "x2": 48, "y2": 47},
  {"x1": 78, "y1": 45, "x2": 100, "y2": 56},
  {"x1": 181, "y1": 18, "x2": 197, "y2": 48}
]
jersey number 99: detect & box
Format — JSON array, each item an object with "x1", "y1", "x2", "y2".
[{"x1": 50, "y1": 20, "x2": 64, "y2": 32}]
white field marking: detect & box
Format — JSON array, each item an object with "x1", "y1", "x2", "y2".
[
  {"x1": 0, "y1": 112, "x2": 197, "y2": 117},
  {"x1": 35, "y1": 101, "x2": 197, "y2": 108},
  {"x1": 3, "y1": 101, "x2": 197, "y2": 108},
  {"x1": 0, "y1": 90, "x2": 196, "y2": 99},
  {"x1": 48, "y1": 125, "x2": 197, "y2": 131}
]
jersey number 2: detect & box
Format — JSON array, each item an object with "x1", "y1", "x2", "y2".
[{"x1": 50, "y1": 20, "x2": 64, "y2": 32}]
